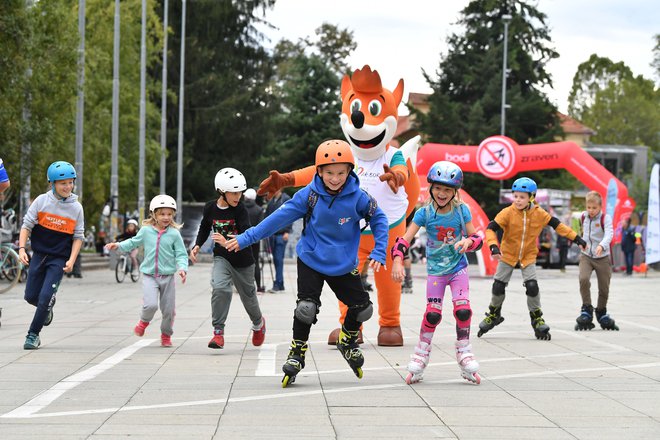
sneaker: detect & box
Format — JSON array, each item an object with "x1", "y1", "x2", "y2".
[
  {"x1": 252, "y1": 317, "x2": 266, "y2": 346},
  {"x1": 134, "y1": 320, "x2": 149, "y2": 337},
  {"x1": 257, "y1": 287, "x2": 266, "y2": 293},
  {"x1": 208, "y1": 329, "x2": 224, "y2": 349},
  {"x1": 24, "y1": 332, "x2": 41, "y2": 350},
  {"x1": 161, "y1": 334, "x2": 172, "y2": 347}
]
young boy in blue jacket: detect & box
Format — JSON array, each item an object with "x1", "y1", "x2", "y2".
[{"x1": 226, "y1": 140, "x2": 388, "y2": 386}]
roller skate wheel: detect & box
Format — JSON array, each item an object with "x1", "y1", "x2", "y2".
[
  {"x1": 355, "y1": 367, "x2": 363, "y2": 379},
  {"x1": 473, "y1": 373, "x2": 481, "y2": 385},
  {"x1": 281, "y1": 374, "x2": 294, "y2": 388},
  {"x1": 477, "y1": 329, "x2": 484, "y2": 338},
  {"x1": 405, "y1": 372, "x2": 422, "y2": 384}
]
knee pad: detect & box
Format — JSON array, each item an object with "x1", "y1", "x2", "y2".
[
  {"x1": 348, "y1": 301, "x2": 373, "y2": 323},
  {"x1": 524, "y1": 279, "x2": 539, "y2": 297},
  {"x1": 294, "y1": 299, "x2": 319, "y2": 325},
  {"x1": 453, "y1": 299, "x2": 472, "y2": 322},
  {"x1": 492, "y1": 279, "x2": 506, "y2": 296},
  {"x1": 423, "y1": 303, "x2": 443, "y2": 327}
]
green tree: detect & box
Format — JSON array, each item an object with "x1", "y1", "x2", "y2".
[
  {"x1": 567, "y1": 54, "x2": 633, "y2": 120},
  {"x1": 652, "y1": 34, "x2": 660, "y2": 82},
  {"x1": 0, "y1": 0, "x2": 78, "y2": 198},
  {"x1": 414, "y1": 0, "x2": 563, "y2": 216},
  {"x1": 165, "y1": 0, "x2": 276, "y2": 202},
  {"x1": 264, "y1": 23, "x2": 356, "y2": 174},
  {"x1": 83, "y1": 0, "x2": 164, "y2": 225}
]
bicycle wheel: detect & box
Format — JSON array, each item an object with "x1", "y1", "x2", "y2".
[
  {"x1": 0, "y1": 246, "x2": 22, "y2": 294},
  {"x1": 130, "y1": 257, "x2": 141, "y2": 282},
  {"x1": 115, "y1": 256, "x2": 127, "y2": 283}
]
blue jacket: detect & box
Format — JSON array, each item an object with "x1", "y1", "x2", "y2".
[{"x1": 237, "y1": 172, "x2": 388, "y2": 276}]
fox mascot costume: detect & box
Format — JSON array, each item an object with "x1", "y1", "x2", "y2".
[{"x1": 259, "y1": 65, "x2": 420, "y2": 346}]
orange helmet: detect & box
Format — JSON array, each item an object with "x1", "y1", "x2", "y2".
[{"x1": 315, "y1": 140, "x2": 355, "y2": 169}]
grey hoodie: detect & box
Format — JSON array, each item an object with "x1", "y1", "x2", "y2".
[
  {"x1": 22, "y1": 191, "x2": 84, "y2": 258},
  {"x1": 580, "y1": 211, "x2": 613, "y2": 258}
]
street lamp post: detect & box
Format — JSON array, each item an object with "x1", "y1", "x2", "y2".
[
  {"x1": 176, "y1": 0, "x2": 187, "y2": 223},
  {"x1": 500, "y1": 14, "x2": 512, "y2": 136}
]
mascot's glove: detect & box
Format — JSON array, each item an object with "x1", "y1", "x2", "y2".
[
  {"x1": 489, "y1": 244, "x2": 501, "y2": 256},
  {"x1": 257, "y1": 170, "x2": 295, "y2": 199},
  {"x1": 574, "y1": 235, "x2": 587, "y2": 248},
  {"x1": 379, "y1": 164, "x2": 406, "y2": 194}
]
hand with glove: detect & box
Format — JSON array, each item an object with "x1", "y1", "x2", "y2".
[
  {"x1": 257, "y1": 170, "x2": 295, "y2": 200},
  {"x1": 379, "y1": 164, "x2": 406, "y2": 194}
]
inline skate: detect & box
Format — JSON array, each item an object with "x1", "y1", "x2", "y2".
[
  {"x1": 405, "y1": 341, "x2": 431, "y2": 384},
  {"x1": 281, "y1": 339, "x2": 308, "y2": 388},
  {"x1": 455, "y1": 340, "x2": 480, "y2": 384},
  {"x1": 530, "y1": 308, "x2": 551, "y2": 340},
  {"x1": 575, "y1": 304, "x2": 595, "y2": 331},
  {"x1": 477, "y1": 305, "x2": 504, "y2": 337},
  {"x1": 595, "y1": 308, "x2": 619, "y2": 331},
  {"x1": 336, "y1": 327, "x2": 364, "y2": 379}
]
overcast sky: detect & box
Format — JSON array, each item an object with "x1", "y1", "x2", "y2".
[{"x1": 257, "y1": 0, "x2": 658, "y2": 115}]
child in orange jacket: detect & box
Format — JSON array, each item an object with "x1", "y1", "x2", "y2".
[{"x1": 478, "y1": 177, "x2": 586, "y2": 341}]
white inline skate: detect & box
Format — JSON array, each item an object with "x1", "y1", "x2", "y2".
[
  {"x1": 405, "y1": 341, "x2": 431, "y2": 384},
  {"x1": 455, "y1": 340, "x2": 481, "y2": 384}
]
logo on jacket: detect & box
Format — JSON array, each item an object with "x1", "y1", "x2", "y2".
[{"x1": 338, "y1": 217, "x2": 352, "y2": 225}]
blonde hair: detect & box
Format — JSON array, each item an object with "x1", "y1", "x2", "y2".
[
  {"x1": 142, "y1": 208, "x2": 183, "y2": 230},
  {"x1": 585, "y1": 191, "x2": 602, "y2": 206}
]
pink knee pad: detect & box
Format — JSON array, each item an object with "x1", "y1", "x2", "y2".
[
  {"x1": 421, "y1": 303, "x2": 443, "y2": 333},
  {"x1": 453, "y1": 299, "x2": 472, "y2": 329}
]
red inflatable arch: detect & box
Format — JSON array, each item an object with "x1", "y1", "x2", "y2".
[{"x1": 417, "y1": 135, "x2": 636, "y2": 276}]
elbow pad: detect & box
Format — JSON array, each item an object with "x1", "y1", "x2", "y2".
[
  {"x1": 390, "y1": 236, "x2": 410, "y2": 261},
  {"x1": 487, "y1": 221, "x2": 502, "y2": 233},
  {"x1": 548, "y1": 217, "x2": 561, "y2": 229}
]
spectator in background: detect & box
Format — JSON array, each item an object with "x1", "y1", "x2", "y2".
[
  {"x1": 621, "y1": 217, "x2": 636, "y2": 275},
  {"x1": 264, "y1": 189, "x2": 291, "y2": 292},
  {"x1": 0, "y1": 158, "x2": 10, "y2": 194},
  {"x1": 244, "y1": 188, "x2": 265, "y2": 292}
]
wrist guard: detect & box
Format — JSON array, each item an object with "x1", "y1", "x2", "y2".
[
  {"x1": 465, "y1": 233, "x2": 483, "y2": 252},
  {"x1": 574, "y1": 235, "x2": 587, "y2": 247},
  {"x1": 489, "y1": 244, "x2": 501, "y2": 255},
  {"x1": 390, "y1": 236, "x2": 410, "y2": 261}
]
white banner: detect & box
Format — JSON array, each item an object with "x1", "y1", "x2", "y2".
[{"x1": 646, "y1": 164, "x2": 660, "y2": 264}]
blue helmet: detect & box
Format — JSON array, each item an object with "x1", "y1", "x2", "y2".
[
  {"x1": 47, "y1": 161, "x2": 77, "y2": 182},
  {"x1": 427, "y1": 161, "x2": 463, "y2": 189},
  {"x1": 511, "y1": 177, "x2": 537, "y2": 194}
]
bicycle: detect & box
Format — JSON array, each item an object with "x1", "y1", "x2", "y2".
[
  {"x1": 115, "y1": 252, "x2": 141, "y2": 283},
  {"x1": 0, "y1": 242, "x2": 23, "y2": 294}
]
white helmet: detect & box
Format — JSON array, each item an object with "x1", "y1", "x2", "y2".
[
  {"x1": 127, "y1": 219, "x2": 139, "y2": 227},
  {"x1": 215, "y1": 168, "x2": 247, "y2": 193},
  {"x1": 149, "y1": 194, "x2": 177, "y2": 212},
  {"x1": 244, "y1": 188, "x2": 257, "y2": 200}
]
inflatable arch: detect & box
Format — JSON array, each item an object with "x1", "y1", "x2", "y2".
[{"x1": 417, "y1": 135, "x2": 636, "y2": 276}]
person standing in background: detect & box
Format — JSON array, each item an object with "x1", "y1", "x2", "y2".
[
  {"x1": 244, "y1": 188, "x2": 265, "y2": 292},
  {"x1": 265, "y1": 189, "x2": 291, "y2": 292}
]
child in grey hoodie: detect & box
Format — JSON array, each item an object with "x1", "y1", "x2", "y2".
[{"x1": 18, "y1": 161, "x2": 85, "y2": 350}]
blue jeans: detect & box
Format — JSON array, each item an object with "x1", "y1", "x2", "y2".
[
  {"x1": 24, "y1": 252, "x2": 66, "y2": 335},
  {"x1": 269, "y1": 235, "x2": 287, "y2": 289},
  {"x1": 624, "y1": 250, "x2": 635, "y2": 274}
]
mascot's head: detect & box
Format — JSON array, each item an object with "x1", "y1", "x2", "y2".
[{"x1": 340, "y1": 65, "x2": 403, "y2": 161}]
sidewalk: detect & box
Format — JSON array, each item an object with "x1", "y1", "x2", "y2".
[{"x1": 0, "y1": 261, "x2": 659, "y2": 439}]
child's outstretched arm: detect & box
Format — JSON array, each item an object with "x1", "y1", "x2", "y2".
[
  {"x1": 454, "y1": 221, "x2": 484, "y2": 254},
  {"x1": 362, "y1": 197, "x2": 388, "y2": 271},
  {"x1": 391, "y1": 222, "x2": 420, "y2": 282},
  {"x1": 546, "y1": 215, "x2": 586, "y2": 249},
  {"x1": 106, "y1": 228, "x2": 145, "y2": 252}
]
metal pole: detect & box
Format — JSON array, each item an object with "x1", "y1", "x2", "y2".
[
  {"x1": 176, "y1": 0, "x2": 186, "y2": 223},
  {"x1": 500, "y1": 14, "x2": 512, "y2": 136},
  {"x1": 138, "y1": 0, "x2": 147, "y2": 223},
  {"x1": 20, "y1": 68, "x2": 32, "y2": 226},
  {"x1": 75, "y1": 0, "x2": 86, "y2": 200},
  {"x1": 160, "y1": 0, "x2": 169, "y2": 194},
  {"x1": 110, "y1": 0, "x2": 120, "y2": 240}
]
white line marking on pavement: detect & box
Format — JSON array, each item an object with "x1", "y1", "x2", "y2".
[
  {"x1": 255, "y1": 343, "x2": 277, "y2": 376},
  {"x1": 0, "y1": 339, "x2": 155, "y2": 419},
  {"x1": 7, "y1": 359, "x2": 660, "y2": 419},
  {"x1": 553, "y1": 329, "x2": 631, "y2": 351},
  {"x1": 617, "y1": 320, "x2": 660, "y2": 332}
]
